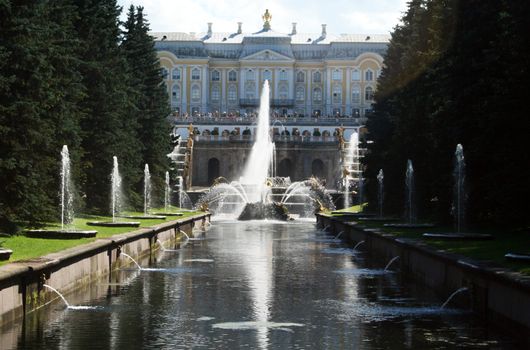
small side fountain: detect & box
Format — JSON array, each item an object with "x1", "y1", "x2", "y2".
[
  {"x1": 385, "y1": 160, "x2": 434, "y2": 229},
  {"x1": 353, "y1": 240, "x2": 365, "y2": 250},
  {"x1": 440, "y1": 287, "x2": 469, "y2": 309},
  {"x1": 27, "y1": 146, "x2": 98, "y2": 238},
  {"x1": 358, "y1": 169, "x2": 397, "y2": 222},
  {"x1": 423, "y1": 145, "x2": 492, "y2": 240},
  {"x1": 384, "y1": 256, "x2": 400, "y2": 272},
  {"x1": 86, "y1": 157, "x2": 140, "y2": 227}
]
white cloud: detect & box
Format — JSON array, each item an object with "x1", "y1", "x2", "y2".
[{"x1": 118, "y1": 0, "x2": 408, "y2": 34}]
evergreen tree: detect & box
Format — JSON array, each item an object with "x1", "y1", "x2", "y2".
[
  {"x1": 74, "y1": 0, "x2": 142, "y2": 213},
  {"x1": 122, "y1": 5, "x2": 170, "y2": 206},
  {"x1": 0, "y1": 0, "x2": 83, "y2": 231}
]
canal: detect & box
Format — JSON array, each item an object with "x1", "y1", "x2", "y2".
[{"x1": 2, "y1": 220, "x2": 519, "y2": 349}]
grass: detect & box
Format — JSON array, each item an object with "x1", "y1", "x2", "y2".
[
  {"x1": 329, "y1": 212, "x2": 530, "y2": 275},
  {"x1": 327, "y1": 203, "x2": 367, "y2": 215},
  {"x1": 0, "y1": 208, "x2": 202, "y2": 266}
]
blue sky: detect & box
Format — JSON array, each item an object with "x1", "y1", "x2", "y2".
[{"x1": 117, "y1": 0, "x2": 408, "y2": 34}]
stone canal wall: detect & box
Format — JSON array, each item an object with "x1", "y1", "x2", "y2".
[
  {"x1": 0, "y1": 213, "x2": 210, "y2": 326},
  {"x1": 316, "y1": 214, "x2": 530, "y2": 344}
]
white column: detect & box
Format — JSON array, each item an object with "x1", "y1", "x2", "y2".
[
  {"x1": 182, "y1": 65, "x2": 187, "y2": 114},
  {"x1": 306, "y1": 70, "x2": 311, "y2": 116},
  {"x1": 201, "y1": 65, "x2": 208, "y2": 113},
  {"x1": 221, "y1": 69, "x2": 226, "y2": 112},
  {"x1": 346, "y1": 68, "x2": 351, "y2": 115},
  {"x1": 326, "y1": 67, "x2": 332, "y2": 115}
]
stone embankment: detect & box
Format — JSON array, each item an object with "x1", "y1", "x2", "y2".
[
  {"x1": 317, "y1": 213, "x2": 530, "y2": 344},
  {"x1": 0, "y1": 213, "x2": 210, "y2": 325}
]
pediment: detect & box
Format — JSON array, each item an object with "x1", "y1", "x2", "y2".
[{"x1": 240, "y1": 49, "x2": 294, "y2": 62}]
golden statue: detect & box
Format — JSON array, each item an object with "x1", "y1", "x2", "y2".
[
  {"x1": 343, "y1": 167, "x2": 350, "y2": 177},
  {"x1": 198, "y1": 202, "x2": 209, "y2": 212},
  {"x1": 262, "y1": 9, "x2": 272, "y2": 30},
  {"x1": 188, "y1": 123, "x2": 194, "y2": 134}
]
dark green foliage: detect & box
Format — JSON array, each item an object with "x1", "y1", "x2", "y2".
[
  {"x1": 74, "y1": 0, "x2": 142, "y2": 213},
  {"x1": 122, "y1": 6, "x2": 170, "y2": 207},
  {"x1": 364, "y1": 0, "x2": 530, "y2": 227},
  {"x1": 0, "y1": 0, "x2": 84, "y2": 231},
  {"x1": 0, "y1": 0, "x2": 169, "y2": 231}
]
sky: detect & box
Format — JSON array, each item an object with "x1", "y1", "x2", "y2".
[{"x1": 117, "y1": 0, "x2": 409, "y2": 35}]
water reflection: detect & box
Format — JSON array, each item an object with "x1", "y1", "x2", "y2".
[{"x1": 1, "y1": 220, "x2": 520, "y2": 349}]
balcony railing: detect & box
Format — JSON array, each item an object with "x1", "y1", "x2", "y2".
[
  {"x1": 192, "y1": 135, "x2": 340, "y2": 143},
  {"x1": 171, "y1": 116, "x2": 366, "y2": 126}
]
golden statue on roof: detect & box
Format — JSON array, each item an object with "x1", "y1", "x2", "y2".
[{"x1": 262, "y1": 9, "x2": 272, "y2": 30}]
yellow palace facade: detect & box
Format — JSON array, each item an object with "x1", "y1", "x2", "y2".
[{"x1": 153, "y1": 11, "x2": 389, "y2": 118}]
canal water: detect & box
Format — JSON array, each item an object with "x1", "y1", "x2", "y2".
[{"x1": 2, "y1": 220, "x2": 520, "y2": 349}]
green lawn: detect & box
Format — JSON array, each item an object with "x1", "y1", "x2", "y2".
[
  {"x1": 330, "y1": 211, "x2": 530, "y2": 275},
  {"x1": 0, "y1": 208, "x2": 201, "y2": 266}
]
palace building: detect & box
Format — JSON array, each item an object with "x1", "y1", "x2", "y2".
[{"x1": 153, "y1": 10, "x2": 389, "y2": 118}]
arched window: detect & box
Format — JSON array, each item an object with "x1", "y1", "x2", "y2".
[
  {"x1": 313, "y1": 87, "x2": 322, "y2": 102},
  {"x1": 332, "y1": 69, "x2": 342, "y2": 81},
  {"x1": 279, "y1": 84, "x2": 288, "y2": 100},
  {"x1": 312, "y1": 159, "x2": 325, "y2": 179},
  {"x1": 365, "y1": 86, "x2": 374, "y2": 101},
  {"x1": 245, "y1": 82, "x2": 255, "y2": 99},
  {"x1": 351, "y1": 68, "x2": 360, "y2": 81},
  {"x1": 171, "y1": 84, "x2": 180, "y2": 102},
  {"x1": 296, "y1": 71, "x2": 305, "y2": 83},
  {"x1": 161, "y1": 67, "x2": 169, "y2": 80},
  {"x1": 228, "y1": 70, "x2": 237, "y2": 81},
  {"x1": 279, "y1": 69, "x2": 288, "y2": 81},
  {"x1": 365, "y1": 69, "x2": 374, "y2": 81},
  {"x1": 228, "y1": 85, "x2": 237, "y2": 102},
  {"x1": 246, "y1": 69, "x2": 254, "y2": 81},
  {"x1": 211, "y1": 85, "x2": 220, "y2": 101},
  {"x1": 207, "y1": 158, "x2": 220, "y2": 185},
  {"x1": 191, "y1": 84, "x2": 201, "y2": 101},
  {"x1": 352, "y1": 86, "x2": 361, "y2": 103},
  {"x1": 333, "y1": 85, "x2": 342, "y2": 104},
  {"x1": 278, "y1": 159, "x2": 294, "y2": 179},
  {"x1": 313, "y1": 71, "x2": 321, "y2": 83},
  {"x1": 191, "y1": 68, "x2": 201, "y2": 80},
  {"x1": 263, "y1": 70, "x2": 272, "y2": 82},
  {"x1": 172, "y1": 68, "x2": 181, "y2": 80},
  {"x1": 211, "y1": 70, "x2": 220, "y2": 81},
  {"x1": 296, "y1": 86, "x2": 305, "y2": 101}
]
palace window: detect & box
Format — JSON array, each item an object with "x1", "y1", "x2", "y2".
[
  {"x1": 365, "y1": 86, "x2": 374, "y2": 101},
  {"x1": 211, "y1": 70, "x2": 220, "y2": 81},
  {"x1": 351, "y1": 68, "x2": 360, "y2": 81},
  {"x1": 191, "y1": 84, "x2": 201, "y2": 101},
  {"x1": 263, "y1": 70, "x2": 272, "y2": 82},
  {"x1": 332, "y1": 69, "x2": 342, "y2": 81},
  {"x1": 313, "y1": 87, "x2": 322, "y2": 102},
  {"x1": 313, "y1": 71, "x2": 321, "y2": 83},
  {"x1": 296, "y1": 86, "x2": 305, "y2": 101},
  {"x1": 246, "y1": 69, "x2": 254, "y2": 81},
  {"x1": 296, "y1": 71, "x2": 305, "y2": 83},
  {"x1": 191, "y1": 68, "x2": 201, "y2": 80},
  {"x1": 171, "y1": 84, "x2": 180, "y2": 102},
  {"x1": 211, "y1": 85, "x2": 220, "y2": 101},
  {"x1": 365, "y1": 69, "x2": 374, "y2": 81},
  {"x1": 279, "y1": 69, "x2": 288, "y2": 81},
  {"x1": 332, "y1": 85, "x2": 342, "y2": 104},
  {"x1": 245, "y1": 82, "x2": 255, "y2": 99},
  {"x1": 172, "y1": 68, "x2": 181, "y2": 80},
  {"x1": 352, "y1": 86, "x2": 361, "y2": 103},
  {"x1": 352, "y1": 108, "x2": 360, "y2": 117},
  {"x1": 279, "y1": 84, "x2": 288, "y2": 100},
  {"x1": 228, "y1": 70, "x2": 237, "y2": 82},
  {"x1": 161, "y1": 67, "x2": 169, "y2": 80},
  {"x1": 228, "y1": 85, "x2": 237, "y2": 102}
]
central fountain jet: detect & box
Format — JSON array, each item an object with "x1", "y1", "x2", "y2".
[{"x1": 237, "y1": 81, "x2": 289, "y2": 220}]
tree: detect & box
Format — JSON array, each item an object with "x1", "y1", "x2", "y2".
[{"x1": 122, "y1": 5, "x2": 170, "y2": 206}]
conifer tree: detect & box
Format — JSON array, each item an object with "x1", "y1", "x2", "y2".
[
  {"x1": 122, "y1": 5, "x2": 170, "y2": 205},
  {"x1": 74, "y1": 0, "x2": 142, "y2": 213}
]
